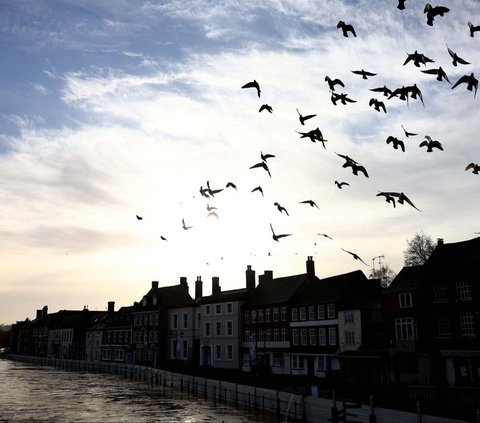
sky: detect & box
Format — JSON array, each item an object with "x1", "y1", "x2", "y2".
[{"x1": 1, "y1": 0, "x2": 479, "y2": 324}]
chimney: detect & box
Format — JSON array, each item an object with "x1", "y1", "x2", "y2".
[
  {"x1": 306, "y1": 256, "x2": 315, "y2": 277},
  {"x1": 212, "y1": 276, "x2": 221, "y2": 295},
  {"x1": 36, "y1": 310, "x2": 42, "y2": 319},
  {"x1": 195, "y1": 276, "x2": 203, "y2": 299},
  {"x1": 151, "y1": 281, "x2": 159, "y2": 289},
  {"x1": 259, "y1": 270, "x2": 273, "y2": 284},
  {"x1": 180, "y1": 276, "x2": 188, "y2": 291},
  {"x1": 42, "y1": 305, "x2": 48, "y2": 317},
  {"x1": 246, "y1": 265, "x2": 256, "y2": 290},
  {"x1": 108, "y1": 301, "x2": 115, "y2": 314},
  {"x1": 437, "y1": 238, "x2": 444, "y2": 246}
]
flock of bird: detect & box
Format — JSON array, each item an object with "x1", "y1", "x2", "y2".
[{"x1": 135, "y1": 2, "x2": 478, "y2": 269}]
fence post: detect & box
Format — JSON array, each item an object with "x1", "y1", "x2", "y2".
[
  {"x1": 235, "y1": 385, "x2": 238, "y2": 408},
  {"x1": 331, "y1": 389, "x2": 338, "y2": 423},
  {"x1": 416, "y1": 401, "x2": 422, "y2": 423},
  {"x1": 369, "y1": 394, "x2": 377, "y2": 423}
]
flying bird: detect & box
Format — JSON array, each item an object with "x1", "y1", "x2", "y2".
[
  {"x1": 341, "y1": 248, "x2": 369, "y2": 265},
  {"x1": 270, "y1": 223, "x2": 291, "y2": 242},
  {"x1": 206, "y1": 180, "x2": 224, "y2": 197},
  {"x1": 403, "y1": 50, "x2": 434, "y2": 67},
  {"x1": 299, "y1": 200, "x2": 319, "y2": 209},
  {"x1": 331, "y1": 92, "x2": 357, "y2": 105},
  {"x1": 241, "y1": 80, "x2": 261, "y2": 97},
  {"x1": 447, "y1": 45, "x2": 470, "y2": 66},
  {"x1": 406, "y1": 84, "x2": 424, "y2": 106},
  {"x1": 199, "y1": 186, "x2": 210, "y2": 198},
  {"x1": 318, "y1": 233, "x2": 333, "y2": 240},
  {"x1": 226, "y1": 182, "x2": 237, "y2": 190},
  {"x1": 337, "y1": 20, "x2": 357, "y2": 37},
  {"x1": 370, "y1": 86, "x2": 393, "y2": 97},
  {"x1": 251, "y1": 186, "x2": 264, "y2": 196},
  {"x1": 424, "y1": 3, "x2": 449, "y2": 26},
  {"x1": 261, "y1": 151, "x2": 275, "y2": 162},
  {"x1": 160, "y1": 235, "x2": 168, "y2": 241},
  {"x1": 351, "y1": 69, "x2": 377, "y2": 80},
  {"x1": 250, "y1": 161, "x2": 272, "y2": 177},
  {"x1": 369, "y1": 98, "x2": 387, "y2": 113},
  {"x1": 378, "y1": 192, "x2": 421, "y2": 211},
  {"x1": 182, "y1": 218, "x2": 193, "y2": 230},
  {"x1": 274, "y1": 202, "x2": 289, "y2": 216},
  {"x1": 397, "y1": 0, "x2": 407, "y2": 10},
  {"x1": 468, "y1": 22, "x2": 480, "y2": 37},
  {"x1": 206, "y1": 204, "x2": 217, "y2": 211},
  {"x1": 388, "y1": 86, "x2": 409, "y2": 102},
  {"x1": 296, "y1": 108, "x2": 316, "y2": 125},
  {"x1": 451, "y1": 73, "x2": 478, "y2": 98},
  {"x1": 336, "y1": 152, "x2": 359, "y2": 168},
  {"x1": 325, "y1": 76, "x2": 345, "y2": 91},
  {"x1": 386, "y1": 136, "x2": 405, "y2": 152},
  {"x1": 259, "y1": 104, "x2": 272, "y2": 113},
  {"x1": 421, "y1": 66, "x2": 451, "y2": 83},
  {"x1": 376, "y1": 192, "x2": 397, "y2": 208},
  {"x1": 420, "y1": 136, "x2": 443, "y2": 152},
  {"x1": 350, "y1": 162, "x2": 369, "y2": 178},
  {"x1": 335, "y1": 180, "x2": 350, "y2": 189},
  {"x1": 297, "y1": 128, "x2": 328, "y2": 148},
  {"x1": 401, "y1": 124, "x2": 417, "y2": 138},
  {"x1": 465, "y1": 163, "x2": 480, "y2": 174},
  {"x1": 136, "y1": 215, "x2": 143, "y2": 220}
]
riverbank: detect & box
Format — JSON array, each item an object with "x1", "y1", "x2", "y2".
[{"x1": 2, "y1": 354, "x2": 476, "y2": 423}]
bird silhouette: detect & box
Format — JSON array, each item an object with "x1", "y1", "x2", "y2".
[
  {"x1": 351, "y1": 69, "x2": 377, "y2": 80},
  {"x1": 206, "y1": 180, "x2": 224, "y2": 197},
  {"x1": 250, "y1": 161, "x2": 271, "y2": 177},
  {"x1": 325, "y1": 76, "x2": 345, "y2": 91},
  {"x1": 388, "y1": 86, "x2": 409, "y2": 103},
  {"x1": 421, "y1": 66, "x2": 451, "y2": 83},
  {"x1": 376, "y1": 192, "x2": 397, "y2": 208},
  {"x1": 331, "y1": 92, "x2": 357, "y2": 105},
  {"x1": 401, "y1": 124, "x2": 417, "y2": 138},
  {"x1": 370, "y1": 86, "x2": 393, "y2": 97},
  {"x1": 341, "y1": 248, "x2": 369, "y2": 265},
  {"x1": 259, "y1": 104, "x2": 273, "y2": 113},
  {"x1": 386, "y1": 136, "x2": 405, "y2": 152},
  {"x1": 299, "y1": 200, "x2": 319, "y2": 209},
  {"x1": 337, "y1": 20, "x2": 357, "y2": 37},
  {"x1": 241, "y1": 80, "x2": 261, "y2": 97},
  {"x1": 468, "y1": 22, "x2": 480, "y2": 37},
  {"x1": 136, "y1": 215, "x2": 143, "y2": 220},
  {"x1": 296, "y1": 128, "x2": 328, "y2": 148},
  {"x1": 336, "y1": 152, "x2": 359, "y2": 168},
  {"x1": 424, "y1": 3, "x2": 449, "y2": 26},
  {"x1": 251, "y1": 186, "x2": 264, "y2": 196},
  {"x1": 160, "y1": 235, "x2": 168, "y2": 241},
  {"x1": 274, "y1": 202, "x2": 289, "y2": 215},
  {"x1": 270, "y1": 223, "x2": 291, "y2": 242},
  {"x1": 451, "y1": 73, "x2": 478, "y2": 98},
  {"x1": 378, "y1": 192, "x2": 421, "y2": 211},
  {"x1": 318, "y1": 233, "x2": 333, "y2": 240},
  {"x1": 465, "y1": 163, "x2": 480, "y2": 174},
  {"x1": 369, "y1": 98, "x2": 387, "y2": 113},
  {"x1": 403, "y1": 50, "x2": 434, "y2": 67},
  {"x1": 420, "y1": 136, "x2": 443, "y2": 152},
  {"x1": 406, "y1": 84, "x2": 424, "y2": 106},
  {"x1": 206, "y1": 204, "x2": 217, "y2": 211},
  {"x1": 447, "y1": 45, "x2": 470, "y2": 66},
  {"x1": 226, "y1": 182, "x2": 237, "y2": 190},
  {"x1": 199, "y1": 186, "x2": 210, "y2": 198},
  {"x1": 351, "y1": 162, "x2": 369, "y2": 178},
  {"x1": 335, "y1": 181, "x2": 350, "y2": 189},
  {"x1": 296, "y1": 108, "x2": 316, "y2": 125},
  {"x1": 182, "y1": 218, "x2": 193, "y2": 230},
  {"x1": 397, "y1": 0, "x2": 407, "y2": 10},
  {"x1": 261, "y1": 151, "x2": 275, "y2": 162}
]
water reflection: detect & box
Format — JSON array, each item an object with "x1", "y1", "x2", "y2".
[{"x1": 0, "y1": 360, "x2": 278, "y2": 423}]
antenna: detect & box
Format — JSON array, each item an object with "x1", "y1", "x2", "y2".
[{"x1": 372, "y1": 255, "x2": 385, "y2": 271}]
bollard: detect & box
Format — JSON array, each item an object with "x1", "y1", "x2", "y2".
[
  {"x1": 369, "y1": 394, "x2": 377, "y2": 423},
  {"x1": 235, "y1": 386, "x2": 239, "y2": 408},
  {"x1": 416, "y1": 401, "x2": 422, "y2": 423}
]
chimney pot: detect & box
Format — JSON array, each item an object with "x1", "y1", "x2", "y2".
[
  {"x1": 246, "y1": 265, "x2": 256, "y2": 290},
  {"x1": 42, "y1": 305, "x2": 48, "y2": 316},
  {"x1": 108, "y1": 301, "x2": 115, "y2": 314},
  {"x1": 195, "y1": 276, "x2": 203, "y2": 299},
  {"x1": 306, "y1": 256, "x2": 315, "y2": 276},
  {"x1": 36, "y1": 310, "x2": 42, "y2": 319},
  {"x1": 212, "y1": 276, "x2": 221, "y2": 295},
  {"x1": 152, "y1": 281, "x2": 159, "y2": 289}
]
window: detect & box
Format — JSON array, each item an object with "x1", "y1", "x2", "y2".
[
  {"x1": 460, "y1": 311, "x2": 475, "y2": 337},
  {"x1": 433, "y1": 283, "x2": 447, "y2": 302},
  {"x1": 317, "y1": 355, "x2": 332, "y2": 371},
  {"x1": 172, "y1": 314, "x2": 178, "y2": 329},
  {"x1": 266, "y1": 329, "x2": 272, "y2": 342},
  {"x1": 215, "y1": 321, "x2": 221, "y2": 336},
  {"x1": 205, "y1": 322, "x2": 211, "y2": 337},
  {"x1": 215, "y1": 344, "x2": 221, "y2": 360},
  {"x1": 292, "y1": 329, "x2": 299, "y2": 345},
  {"x1": 344, "y1": 310, "x2": 354, "y2": 324},
  {"x1": 273, "y1": 353, "x2": 284, "y2": 367},
  {"x1": 226, "y1": 303, "x2": 233, "y2": 314},
  {"x1": 309, "y1": 328, "x2": 317, "y2": 345},
  {"x1": 215, "y1": 304, "x2": 222, "y2": 314},
  {"x1": 244, "y1": 330, "x2": 250, "y2": 342},
  {"x1": 292, "y1": 355, "x2": 304, "y2": 369},
  {"x1": 182, "y1": 313, "x2": 188, "y2": 329},
  {"x1": 196, "y1": 312, "x2": 201, "y2": 329},
  {"x1": 399, "y1": 293, "x2": 413, "y2": 308},
  {"x1": 318, "y1": 305, "x2": 325, "y2": 320},
  {"x1": 456, "y1": 281, "x2": 472, "y2": 301},
  {"x1": 265, "y1": 308, "x2": 271, "y2": 322},
  {"x1": 182, "y1": 340, "x2": 188, "y2": 359},
  {"x1": 371, "y1": 310, "x2": 382, "y2": 322},
  {"x1": 258, "y1": 309, "x2": 264, "y2": 323},
  {"x1": 308, "y1": 306, "x2": 316, "y2": 320},
  {"x1": 292, "y1": 307, "x2": 298, "y2": 321},
  {"x1": 345, "y1": 331, "x2": 355, "y2": 345},
  {"x1": 244, "y1": 311, "x2": 250, "y2": 324},
  {"x1": 226, "y1": 321, "x2": 233, "y2": 336},
  {"x1": 281, "y1": 307, "x2": 287, "y2": 321},
  {"x1": 243, "y1": 352, "x2": 251, "y2": 366},
  {"x1": 319, "y1": 328, "x2": 327, "y2": 346},
  {"x1": 281, "y1": 328, "x2": 288, "y2": 342},
  {"x1": 395, "y1": 317, "x2": 416, "y2": 341},
  {"x1": 205, "y1": 305, "x2": 211, "y2": 315},
  {"x1": 436, "y1": 314, "x2": 452, "y2": 336},
  {"x1": 273, "y1": 308, "x2": 279, "y2": 322},
  {"x1": 300, "y1": 329, "x2": 307, "y2": 345},
  {"x1": 328, "y1": 327, "x2": 337, "y2": 345},
  {"x1": 251, "y1": 310, "x2": 257, "y2": 323},
  {"x1": 258, "y1": 329, "x2": 264, "y2": 342},
  {"x1": 327, "y1": 303, "x2": 335, "y2": 319},
  {"x1": 273, "y1": 328, "x2": 280, "y2": 342},
  {"x1": 300, "y1": 306, "x2": 306, "y2": 321},
  {"x1": 226, "y1": 345, "x2": 233, "y2": 360}
]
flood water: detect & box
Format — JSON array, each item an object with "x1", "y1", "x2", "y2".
[{"x1": 0, "y1": 359, "x2": 279, "y2": 423}]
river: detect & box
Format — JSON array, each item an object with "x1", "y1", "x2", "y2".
[{"x1": 0, "y1": 359, "x2": 279, "y2": 423}]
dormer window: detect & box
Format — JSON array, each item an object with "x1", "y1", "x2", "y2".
[
  {"x1": 152, "y1": 295, "x2": 157, "y2": 306},
  {"x1": 142, "y1": 296, "x2": 147, "y2": 307}
]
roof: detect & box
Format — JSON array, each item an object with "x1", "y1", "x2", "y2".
[
  {"x1": 194, "y1": 288, "x2": 249, "y2": 305},
  {"x1": 425, "y1": 237, "x2": 480, "y2": 275},
  {"x1": 133, "y1": 283, "x2": 193, "y2": 312},
  {"x1": 385, "y1": 265, "x2": 424, "y2": 294}
]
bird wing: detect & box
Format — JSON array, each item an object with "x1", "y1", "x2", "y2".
[
  {"x1": 333, "y1": 78, "x2": 345, "y2": 87},
  {"x1": 456, "y1": 55, "x2": 470, "y2": 65},
  {"x1": 226, "y1": 182, "x2": 237, "y2": 189},
  {"x1": 386, "y1": 136, "x2": 395, "y2": 144},
  {"x1": 421, "y1": 68, "x2": 440, "y2": 75},
  {"x1": 419, "y1": 141, "x2": 429, "y2": 148},
  {"x1": 242, "y1": 81, "x2": 257, "y2": 89},
  {"x1": 344, "y1": 96, "x2": 356, "y2": 103},
  {"x1": 452, "y1": 75, "x2": 469, "y2": 89},
  {"x1": 401, "y1": 194, "x2": 422, "y2": 211},
  {"x1": 465, "y1": 163, "x2": 476, "y2": 171},
  {"x1": 369, "y1": 98, "x2": 376, "y2": 106},
  {"x1": 303, "y1": 114, "x2": 317, "y2": 121},
  {"x1": 364, "y1": 71, "x2": 377, "y2": 76},
  {"x1": 431, "y1": 141, "x2": 443, "y2": 150},
  {"x1": 399, "y1": 140, "x2": 405, "y2": 152}
]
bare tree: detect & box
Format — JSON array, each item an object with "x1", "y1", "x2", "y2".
[
  {"x1": 404, "y1": 232, "x2": 435, "y2": 266},
  {"x1": 369, "y1": 265, "x2": 396, "y2": 287}
]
